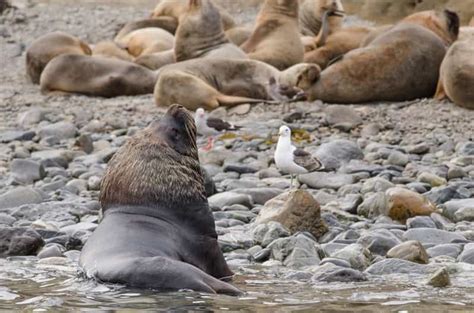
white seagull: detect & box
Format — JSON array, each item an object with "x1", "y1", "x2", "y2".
[
  {"x1": 194, "y1": 108, "x2": 242, "y2": 151},
  {"x1": 275, "y1": 125, "x2": 324, "y2": 188}
]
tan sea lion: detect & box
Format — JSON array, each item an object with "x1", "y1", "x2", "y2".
[
  {"x1": 151, "y1": 0, "x2": 235, "y2": 30},
  {"x1": 92, "y1": 41, "x2": 133, "y2": 62},
  {"x1": 26, "y1": 31, "x2": 91, "y2": 84},
  {"x1": 305, "y1": 10, "x2": 460, "y2": 103},
  {"x1": 80, "y1": 104, "x2": 241, "y2": 295},
  {"x1": 40, "y1": 54, "x2": 157, "y2": 97},
  {"x1": 174, "y1": 0, "x2": 246, "y2": 62},
  {"x1": 114, "y1": 17, "x2": 178, "y2": 41},
  {"x1": 135, "y1": 49, "x2": 175, "y2": 70},
  {"x1": 470, "y1": 17, "x2": 474, "y2": 26},
  {"x1": 154, "y1": 58, "x2": 320, "y2": 110},
  {"x1": 225, "y1": 26, "x2": 254, "y2": 46},
  {"x1": 241, "y1": 0, "x2": 304, "y2": 70},
  {"x1": 435, "y1": 36, "x2": 474, "y2": 109},
  {"x1": 116, "y1": 27, "x2": 174, "y2": 58},
  {"x1": 402, "y1": 10, "x2": 459, "y2": 46},
  {"x1": 299, "y1": 0, "x2": 344, "y2": 37}
]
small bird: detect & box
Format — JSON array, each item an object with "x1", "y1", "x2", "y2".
[
  {"x1": 275, "y1": 125, "x2": 324, "y2": 188},
  {"x1": 267, "y1": 77, "x2": 306, "y2": 113},
  {"x1": 194, "y1": 108, "x2": 241, "y2": 151}
]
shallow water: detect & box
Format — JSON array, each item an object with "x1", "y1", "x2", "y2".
[{"x1": 1, "y1": 257, "x2": 473, "y2": 312}]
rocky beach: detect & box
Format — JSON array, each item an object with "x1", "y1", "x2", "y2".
[{"x1": 0, "y1": 0, "x2": 473, "y2": 311}]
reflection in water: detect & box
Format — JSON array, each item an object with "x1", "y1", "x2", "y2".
[{"x1": 1, "y1": 257, "x2": 473, "y2": 311}]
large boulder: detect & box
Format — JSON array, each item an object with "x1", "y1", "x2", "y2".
[
  {"x1": 386, "y1": 188, "x2": 438, "y2": 222},
  {"x1": 255, "y1": 190, "x2": 328, "y2": 239},
  {"x1": 0, "y1": 227, "x2": 44, "y2": 257}
]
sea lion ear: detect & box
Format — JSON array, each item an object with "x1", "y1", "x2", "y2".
[{"x1": 444, "y1": 9, "x2": 460, "y2": 39}]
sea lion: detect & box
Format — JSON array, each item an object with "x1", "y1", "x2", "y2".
[
  {"x1": 114, "y1": 17, "x2": 178, "y2": 41},
  {"x1": 26, "y1": 31, "x2": 91, "y2": 84},
  {"x1": 241, "y1": 0, "x2": 304, "y2": 70},
  {"x1": 305, "y1": 10, "x2": 459, "y2": 103},
  {"x1": 151, "y1": 0, "x2": 236, "y2": 30},
  {"x1": 299, "y1": 0, "x2": 344, "y2": 37},
  {"x1": 154, "y1": 58, "x2": 320, "y2": 110},
  {"x1": 116, "y1": 27, "x2": 174, "y2": 58},
  {"x1": 225, "y1": 26, "x2": 254, "y2": 46},
  {"x1": 135, "y1": 49, "x2": 175, "y2": 70},
  {"x1": 40, "y1": 54, "x2": 157, "y2": 97},
  {"x1": 92, "y1": 41, "x2": 133, "y2": 62},
  {"x1": 174, "y1": 0, "x2": 246, "y2": 62},
  {"x1": 80, "y1": 104, "x2": 240, "y2": 295},
  {"x1": 435, "y1": 36, "x2": 474, "y2": 109},
  {"x1": 470, "y1": 17, "x2": 474, "y2": 26}
]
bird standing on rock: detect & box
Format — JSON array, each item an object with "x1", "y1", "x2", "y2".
[
  {"x1": 194, "y1": 108, "x2": 241, "y2": 151},
  {"x1": 275, "y1": 125, "x2": 324, "y2": 188}
]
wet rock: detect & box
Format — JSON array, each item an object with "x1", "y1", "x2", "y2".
[
  {"x1": 357, "y1": 229, "x2": 402, "y2": 256},
  {"x1": 325, "y1": 106, "x2": 362, "y2": 131},
  {"x1": 208, "y1": 192, "x2": 253, "y2": 209},
  {"x1": 311, "y1": 263, "x2": 367, "y2": 282},
  {"x1": 251, "y1": 222, "x2": 290, "y2": 247},
  {"x1": 0, "y1": 227, "x2": 44, "y2": 257},
  {"x1": 458, "y1": 243, "x2": 474, "y2": 264},
  {"x1": 255, "y1": 190, "x2": 328, "y2": 239},
  {"x1": 319, "y1": 257, "x2": 351, "y2": 268},
  {"x1": 299, "y1": 172, "x2": 354, "y2": 190},
  {"x1": 37, "y1": 243, "x2": 65, "y2": 259},
  {"x1": 233, "y1": 188, "x2": 282, "y2": 205},
  {"x1": 418, "y1": 172, "x2": 447, "y2": 187},
  {"x1": 387, "y1": 151, "x2": 409, "y2": 167},
  {"x1": 385, "y1": 187, "x2": 437, "y2": 222},
  {"x1": 403, "y1": 228, "x2": 467, "y2": 245},
  {"x1": 427, "y1": 244, "x2": 462, "y2": 258},
  {"x1": 268, "y1": 233, "x2": 321, "y2": 269},
  {"x1": 0, "y1": 130, "x2": 35, "y2": 143},
  {"x1": 331, "y1": 243, "x2": 372, "y2": 270},
  {"x1": 38, "y1": 122, "x2": 77, "y2": 140},
  {"x1": 218, "y1": 231, "x2": 254, "y2": 252},
  {"x1": 365, "y1": 258, "x2": 438, "y2": 275},
  {"x1": 0, "y1": 187, "x2": 43, "y2": 210},
  {"x1": 406, "y1": 216, "x2": 437, "y2": 229},
  {"x1": 386, "y1": 240, "x2": 429, "y2": 264},
  {"x1": 10, "y1": 159, "x2": 45, "y2": 184},
  {"x1": 0, "y1": 213, "x2": 16, "y2": 226},
  {"x1": 314, "y1": 140, "x2": 364, "y2": 170},
  {"x1": 427, "y1": 267, "x2": 450, "y2": 287}
]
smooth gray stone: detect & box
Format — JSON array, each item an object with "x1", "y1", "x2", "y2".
[
  {"x1": 403, "y1": 228, "x2": 467, "y2": 245},
  {"x1": 365, "y1": 258, "x2": 439, "y2": 275},
  {"x1": 0, "y1": 187, "x2": 43, "y2": 210}
]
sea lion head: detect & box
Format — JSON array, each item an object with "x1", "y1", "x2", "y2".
[
  {"x1": 280, "y1": 63, "x2": 321, "y2": 90},
  {"x1": 262, "y1": 0, "x2": 299, "y2": 17},
  {"x1": 180, "y1": 0, "x2": 222, "y2": 30},
  {"x1": 402, "y1": 9, "x2": 459, "y2": 45},
  {"x1": 151, "y1": 0, "x2": 187, "y2": 19},
  {"x1": 100, "y1": 104, "x2": 206, "y2": 211}
]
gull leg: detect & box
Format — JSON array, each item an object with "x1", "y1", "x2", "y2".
[
  {"x1": 202, "y1": 137, "x2": 214, "y2": 151},
  {"x1": 290, "y1": 174, "x2": 294, "y2": 189}
]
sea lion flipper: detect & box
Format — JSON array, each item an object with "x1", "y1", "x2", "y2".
[{"x1": 434, "y1": 78, "x2": 447, "y2": 100}]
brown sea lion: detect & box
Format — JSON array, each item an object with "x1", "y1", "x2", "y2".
[
  {"x1": 470, "y1": 17, "x2": 474, "y2": 26},
  {"x1": 299, "y1": 0, "x2": 344, "y2": 37},
  {"x1": 135, "y1": 49, "x2": 175, "y2": 70},
  {"x1": 92, "y1": 41, "x2": 133, "y2": 62},
  {"x1": 40, "y1": 54, "x2": 157, "y2": 97},
  {"x1": 116, "y1": 27, "x2": 174, "y2": 58},
  {"x1": 435, "y1": 36, "x2": 474, "y2": 109},
  {"x1": 114, "y1": 17, "x2": 178, "y2": 41},
  {"x1": 154, "y1": 58, "x2": 320, "y2": 110},
  {"x1": 305, "y1": 10, "x2": 459, "y2": 103},
  {"x1": 80, "y1": 104, "x2": 240, "y2": 295},
  {"x1": 151, "y1": 0, "x2": 236, "y2": 30},
  {"x1": 225, "y1": 26, "x2": 254, "y2": 46},
  {"x1": 174, "y1": 0, "x2": 246, "y2": 62},
  {"x1": 241, "y1": 0, "x2": 304, "y2": 70},
  {"x1": 26, "y1": 31, "x2": 91, "y2": 84}
]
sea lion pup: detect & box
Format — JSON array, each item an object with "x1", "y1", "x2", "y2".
[
  {"x1": 92, "y1": 41, "x2": 133, "y2": 62},
  {"x1": 305, "y1": 10, "x2": 460, "y2": 104},
  {"x1": 151, "y1": 0, "x2": 235, "y2": 31},
  {"x1": 134, "y1": 49, "x2": 175, "y2": 70},
  {"x1": 26, "y1": 31, "x2": 91, "y2": 84},
  {"x1": 114, "y1": 17, "x2": 178, "y2": 41},
  {"x1": 116, "y1": 27, "x2": 174, "y2": 58},
  {"x1": 80, "y1": 105, "x2": 240, "y2": 295},
  {"x1": 241, "y1": 0, "x2": 304, "y2": 70},
  {"x1": 174, "y1": 0, "x2": 246, "y2": 61},
  {"x1": 154, "y1": 58, "x2": 320, "y2": 110},
  {"x1": 299, "y1": 0, "x2": 344, "y2": 37},
  {"x1": 435, "y1": 37, "x2": 474, "y2": 109},
  {"x1": 40, "y1": 54, "x2": 157, "y2": 97}
]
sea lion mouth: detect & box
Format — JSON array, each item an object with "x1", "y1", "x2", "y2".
[
  {"x1": 162, "y1": 104, "x2": 198, "y2": 156},
  {"x1": 321, "y1": 6, "x2": 345, "y2": 17}
]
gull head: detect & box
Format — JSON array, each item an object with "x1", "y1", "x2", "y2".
[
  {"x1": 279, "y1": 125, "x2": 291, "y2": 138},
  {"x1": 196, "y1": 108, "x2": 206, "y2": 118}
]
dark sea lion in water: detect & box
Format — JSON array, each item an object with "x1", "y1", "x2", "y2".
[
  {"x1": 26, "y1": 31, "x2": 91, "y2": 84},
  {"x1": 40, "y1": 54, "x2": 157, "y2": 97},
  {"x1": 80, "y1": 105, "x2": 240, "y2": 295},
  {"x1": 305, "y1": 10, "x2": 459, "y2": 104},
  {"x1": 174, "y1": 0, "x2": 246, "y2": 62}
]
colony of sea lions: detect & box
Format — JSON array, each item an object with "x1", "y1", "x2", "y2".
[{"x1": 26, "y1": 0, "x2": 471, "y2": 110}]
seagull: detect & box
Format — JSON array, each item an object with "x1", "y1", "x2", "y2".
[
  {"x1": 267, "y1": 77, "x2": 306, "y2": 113},
  {"x1": 194, "y1": 108, "x2": 242, "y2": 151},
  {"x1": 274, "y1": 125, "x2": 324, "y2": 188}
]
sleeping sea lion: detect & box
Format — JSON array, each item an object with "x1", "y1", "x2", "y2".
[
  {"x1": 116, "y1": 27, "x2": 174, "y2": 58},
  {"x1": 241, "y1": 0, "x2": 304, "y2": 70},
  {"x1": 134, "y1": 49, "x2": 175, "y2": 70},
  {"x1": 40, "y1": 54, "x2": 157, "y2": 97},
  {"x1": 80, "y1": 104, "x2": 240, "y2": 295},
  {"x1": 225, "y1": 26, "x2": 254, "y2": 46},
  {"x1": 92, "y1": 41, "x2": 133, "y2": 62},
  {"x1": 26, "y1": 31, "x2": 91, "y2": 84},
  {"x1": 154, "y1": 58, "x2": 320, "y2": 110},
  {"x1": 174, "y1": 0, "x2": 246, "y2": 62},
  {"x1": 305, "y1": 10, "x2": 460, "y2": 103},
  {"x1": 114, "y1": 17, "x2": 178, "y2": 41}
]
